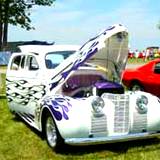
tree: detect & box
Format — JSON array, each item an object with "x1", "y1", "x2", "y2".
[{"x1": 0, "y1": 0, "x2": 55, "y2": 51}]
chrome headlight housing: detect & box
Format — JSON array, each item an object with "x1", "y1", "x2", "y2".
[
  {"x1": 136, "y1": 95, "x2": 148, "y2": 114},
  {"x1": 91, "y1": 96, "x2": 105, "y2": 114}
]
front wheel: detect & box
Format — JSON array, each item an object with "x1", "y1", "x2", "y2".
[{"x1": 44, "y1": 112, "x2": 63, "y2": 150}]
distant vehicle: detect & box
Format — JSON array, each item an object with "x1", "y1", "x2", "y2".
[
  {"x1": 146, "y1": 46, "x2": 159, "y2": 50},
  {"x1": 122, "y1": 59, "x2": 160, "y2": 97},
  {"x1": 6, "y1": 24, "x2": 160, "y2": 151},
  {"x1": 146, "y1": 47, "x2": 160, "y2": 59}
]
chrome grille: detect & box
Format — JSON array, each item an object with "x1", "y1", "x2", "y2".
[
  {"x1": 103, "y1": 93, "x2": 130, "y2": 133},
  {"x1": 132, "y1": 112, "x2": 147, "y2": 133},
  {"x1": 91, "y1": 115, "x2": 107, "y2": 134}
]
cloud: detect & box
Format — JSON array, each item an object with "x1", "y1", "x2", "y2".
[
  {"x1": 81, "y1": 0, "x2": 160, "y2": 49},
  {"x1": 9, "y1": 0, "x2": 160, "y2": 50}
]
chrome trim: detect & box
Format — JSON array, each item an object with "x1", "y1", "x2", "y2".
[
  {"x1": 136, "y1": 95, "x2": 148, "y2": 114},
  {"x1": 90, "y1": 115, "x2": 107, "y2": 134},
  {"x1": 102, "y1": 93, "x2": 130, "y2": 133},
  {"x1": 65, "y1": 132, "x2": 160, "y2": 146},
  {"x1": 114, "y1": 99, "x2": 129, "y2": 133},
  {"x1": 91, "y1": 96, "x2": 105, "y2": 114},
  {"x1": 132, "y1": 112, "x2": 147, "y2": 133}
]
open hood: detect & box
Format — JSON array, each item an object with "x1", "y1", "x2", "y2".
[{"x1": 50, "y1": 24, "x2": 128, "y2": 91}]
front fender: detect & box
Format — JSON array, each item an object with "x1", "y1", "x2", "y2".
[{"x1": 40, "y1": 95, "x2": 93, "y2": 139}]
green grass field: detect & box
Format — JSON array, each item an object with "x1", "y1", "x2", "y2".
[
  {"x1": 1, "y1": 97, "x2": 160, "y2": 160},
  {"x1": 127, "y1": 58, "x2": 151, "y2": 64},
  {"x1": 1, "y1": 63, "x2": 160, "y2": 159},
  {"x1": 0, "y1": 74, "x2": 6, "y2": 97}
]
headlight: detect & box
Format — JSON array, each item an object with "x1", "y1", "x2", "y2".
[
  {"x1": 136, "y1": 95, "x2": 148, "y2": 114},
  {"x1": 91, "y1": 97, "x2": 105, "y2": 114}
]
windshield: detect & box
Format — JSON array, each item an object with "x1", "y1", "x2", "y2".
[{"x1": 45, "y1": 51, "x2": 76, "y2": 69}]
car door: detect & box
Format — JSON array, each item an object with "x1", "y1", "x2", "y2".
[
  {"x1": 7, "y1": 54, "x2": 46, "y2": 124},
  {"x1": 19, "y1": 55, "x2": 46, "y2": 119},
  {"x1": 152, "y1": 62, "x2": 160, "y2": 97},
  {"x1": 145, "y1": 62, "x2": 160, "y2": 97},
  {"x1": 6, "y1": 54, "x2": 27, "y2": 112}
]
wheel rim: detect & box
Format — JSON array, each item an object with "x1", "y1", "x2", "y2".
[
  {"x1": 46, "y1": 116, "x2": 57, "y2": 148},
  {"x1": 132, "y1": 84, "x2": 142, "y2": 91}
]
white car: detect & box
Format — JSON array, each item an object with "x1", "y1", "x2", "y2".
[{"x1": 6, "y1": 24, "x2": 160, "y2": 150}]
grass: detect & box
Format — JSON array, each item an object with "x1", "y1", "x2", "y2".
[
  {"x1": 127, "y1": 58, "x2": 151, "y2": 64},
  {"x1": 1, "y1": 64, "x2": 160, "y2": 159},
  {"x1": 0, "y1": 65, "x2": 7, "y2": 70},
  {"x1": 1, "y1": 97, "x2": 160, "y2": 160},
  {"x1": 0, "y1": 73, "x2": 6, "y2": 96}
]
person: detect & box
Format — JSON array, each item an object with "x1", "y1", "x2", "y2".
[
  {"x1": 142, "y1": 50, "x2": 146, "y2": 61},
  {"x1": 145, "y1": 49, "x2": 150, "y2": 61},
  {"x1": 135, "y1": 49, "x2": 139, "y2": 61},
  {"x1": 150, "y1": 49, "x2": 154, "y2": 59}
]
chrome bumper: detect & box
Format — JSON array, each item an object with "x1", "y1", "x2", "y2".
[{"x1": 65, "y1": 132, "x2": 160, "y2": 146}]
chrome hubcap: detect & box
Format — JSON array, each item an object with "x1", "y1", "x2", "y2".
[
  {"x1": 46, "y1": 116, "x2": 57, "y2": 148},
  {"x1": 132, "y1": 85, "x2": 141, "y2": 91}
]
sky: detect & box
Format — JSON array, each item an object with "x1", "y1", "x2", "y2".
[{"x1": 9, "y1": 0, "x2": 160, "y2": 51}]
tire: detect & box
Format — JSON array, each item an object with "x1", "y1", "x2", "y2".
[
  {"x1": 44, "y1": 112, "x2": 64, "y2": 150},
  {"x1": 130, "y1": 82, "x2": 144, "y2": 91}
]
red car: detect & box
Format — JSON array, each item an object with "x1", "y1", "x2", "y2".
[{"x1": 122, "y1": 59, "x2": 160, "y2": 97}]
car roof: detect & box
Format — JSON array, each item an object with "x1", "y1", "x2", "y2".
[
  {"x1": 18, "y1": 44, "x2": 80, "y2": 55},
  {"x1": 136, "y1": 58, "x2": 160, "y2": 71}
]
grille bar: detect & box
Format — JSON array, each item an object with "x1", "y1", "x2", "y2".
[
  {"x1": 103, "y1": 93, "x2": 130, "y2": 133},
  {"x1": 91, "y1": 115, "x2": 107, "y2": 134},
  {"x1": 132, "y1": 112, "x2": 147, "y2": 133}
]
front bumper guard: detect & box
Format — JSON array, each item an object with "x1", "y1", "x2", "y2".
[{"x1": 65, "y1": 132, "x2": 160, "y2": 146}]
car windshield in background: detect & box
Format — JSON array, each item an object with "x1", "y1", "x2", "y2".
[{"x1": 45, "y1": 50, "x2": 76, "y2": 69}]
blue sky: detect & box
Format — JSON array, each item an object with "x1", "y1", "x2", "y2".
[{"x1": 9, "y1": 0, "x2": 160, "y2": 50}]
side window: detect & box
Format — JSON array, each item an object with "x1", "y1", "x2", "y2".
[
  {"x1": 10, "y1": 55, "x2": 25, "y2": 70},
  {"x1": 154, "y1": 62, "x2": 160, "y2": 74},
  {"x1": 27, "y1": 56, "x2": 39, "y2": 71},
  {"x1": 21, "y1": 56, "x2": 25, "y2": 69}
]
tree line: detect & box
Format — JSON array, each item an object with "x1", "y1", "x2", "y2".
[{"x1": 0, "y1": 0, "x2": 55, "y2": 51}]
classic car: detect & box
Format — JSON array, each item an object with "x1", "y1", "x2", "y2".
[
  {"x1": 122, "y1": 59, "x2": 160, "y2": 97},
  {"x1": 6, "y1": 24, "x2": 160, "y2": 150}
]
